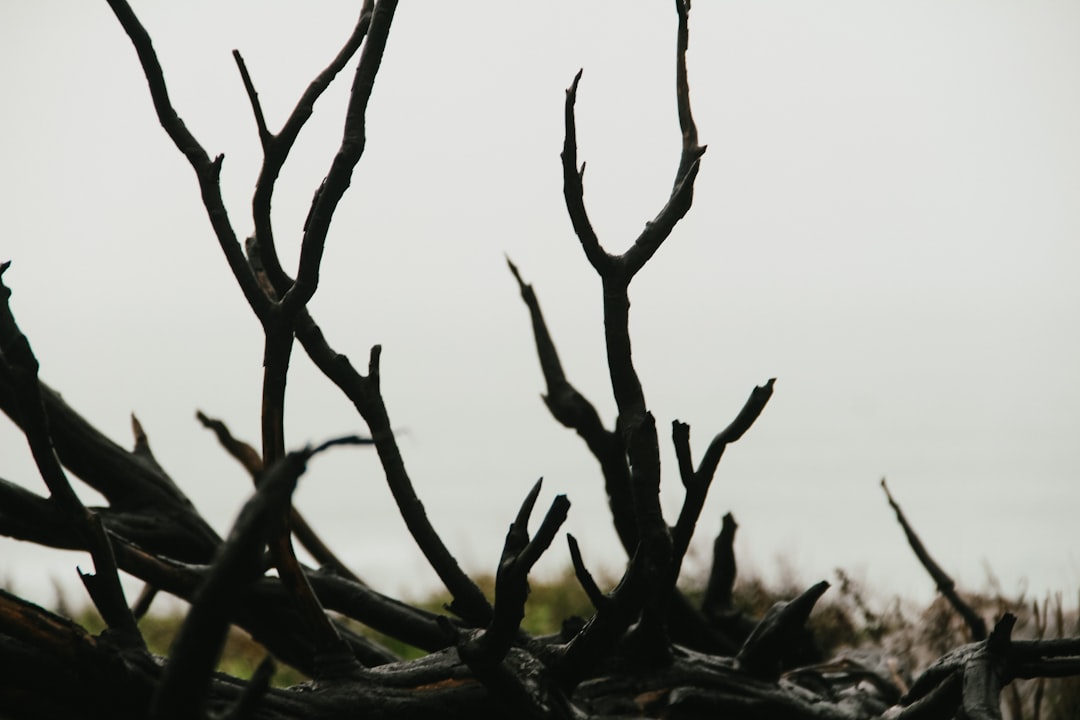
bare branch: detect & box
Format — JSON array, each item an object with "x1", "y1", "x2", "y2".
[
  {"x1": 78, "y1": 512, "x2": 145, "y2": 651},
  {"x1": 249, "y1": 3, "x2": 376, "y2": 294},
  {"x1": 196, "y1": 408, "x2": 368, "y2": 582},
  {"x1": 673, "y1": 0, "x2": 701, "y2": 166},
  {"x1": 284, "y1": 0, "x2": 399, "y2": 312},
  {"x1": 567, "y1": 535, "x2": 608, "y2": 612},
  {"x1": 463, "y1": 480, "x2": 570, "y2": 666},
  {"x1": 507, "y1": 258, "x2": 637, "y2": 553},
  {"x1": 702, "y1": 512, "x2": 738, "y2": 618},
  {"x1": 0, "y1": 363, "x2": 214, "y2": 537},
  {"x1": 292, "y1": 334, "x2": 494, "y2": 626},
  {"x1": 0, "y1": 262, "x2": 85, "y2": 516},
  {"x1": 196, "y1": 410, "x2": 263, "y2": 477},
  {"x1": 560, "y1": 70, "x2": 611, "y2": 275},
  {"x1": 670, "y1": 379, "x2": 774, "y2": 572},
  {"x1": 151, "y1": 439, "x2": 366, "y2": 719},
  {"x1": 736, "y1": 580, "x2": 830, "y2": 681},
  {"x1": 104, "y1": 0, "x2": 271, "y2": 321},
  {"x1": 882, "y1": 478, "x2": 988, "y2": 641},
  {"x1": 232, "y1": 50, "x2": 271, "y2": 150},
  {"x1": 695, "y1": 378, "x2": 775, "y2": 482},
  {"x1": 219, "y1": 656, "x2": 276, "y2": 720},
  {"x1": 960, "y1": 614, "x2": 1014, "y2": 720}
]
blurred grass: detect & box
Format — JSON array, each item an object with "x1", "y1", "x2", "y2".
[{"x1": 60, "y1": 567, "x2": 1080, "y2": 717}]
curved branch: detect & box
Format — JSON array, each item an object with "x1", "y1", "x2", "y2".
[
  {"x1": 247, "y1": 3, "x2": 376, "y2": 295},
  {"x1": 736, "y1": 580, "x2": 830, "y2": 681},
  {"x1": 671, "y1": 378, "x2": 775, "y2": 570},
  {"x1": 507, "y1": 259, "x2": 636, "y2": 553},
  {"x1": 283, "y1": 0, "x2": 399, "y2": 312},
  {"x1": 104, "y1": 0, "x2": 270, "y2": 321},
  {"x1": 461, "y1": 480, "x2": 570, "y2": 667},
  {"x1": 882, "y1": 478, "x2": 987, "y2": 641},
  {"x1": 560, "y1": 70, "x2": 611, "y2": 275}
]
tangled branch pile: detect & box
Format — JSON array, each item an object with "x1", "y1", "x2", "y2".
[{"x1": 1, "y1": 2, "x2": 1077, "y2": 718}]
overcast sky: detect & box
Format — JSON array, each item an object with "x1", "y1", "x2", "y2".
[{"x1": 2, "y1": 2, "x2": 1078, "y2": 610}]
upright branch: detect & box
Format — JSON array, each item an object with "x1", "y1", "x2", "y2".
[
  {"x1": 456, "y1": 480, "x2": 570, "y2": 667},
  {"x1": 556, "y1": 0, "x2": 709, "y2": 656},
  {"x1": 104, "y1": 0, "x2": 270, "y2": 321},
  {"x1": 670, "y1": 378, "x2": 775, "y2": 572},
  {"x1": 239, "y1": 7, "x2": 373, "y2": 288},
  {"x1": 736, "y1": 580, "x2": 830, "y2": 681},
  {"x1": 882, "y1": 478, "x2": 987, "y2": 641},
  {"x1": 1, "y1": 263, "x2": 85, "y2": 517},
  {"x1": 702, "y1": 512, "x2": 738, "y2": 618},
  {"x1": 232, "y1": 0, "x2": 491, "y2": 625},
  {"x1": 507, "y1": 259, "x2": 636, "y2": 554},
  {"x1": 283, "y1": 0, "x2": 398, "y2": 312},
  {"x1": 107, "y1": 0, "x2": 408, "y2": 677},
  {"x1": 291, "y1": 339, "x2": 494, "y2": 626}
]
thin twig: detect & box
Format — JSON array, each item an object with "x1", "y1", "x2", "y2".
[
  {"x1": 462, "y1": 480, "x2": 570, "y2": 666},
  {"x1": 670, "y1": 379, "x2": 774, "y2": 568},
  {"x1": 560, "y1": 70, "x2": 610, "y2": 275},
  {"x1": 196, "y1": 409, "x2": 369, "y2": 584},
  {"x1": 248, "y1": 3, "x2": 376, "y2": 293},
  {"x1": 104, "y1": 0, "x2": 270, "y2": 321},
  {"x1": 291, "y1": 338, "x2": 494, "y2": 626},
  {"x1": 232, "y1": 50, "x2": 271, "y2": 149},
  {"x1": 284, "y1": 0, "x2": 399, "y2": 312},
  {"x1": 507, "y1": 258, "x2": 636, "y2": 552},
  {"x1": 882, "y1": 478, "x2": 987, "y2": 640}
]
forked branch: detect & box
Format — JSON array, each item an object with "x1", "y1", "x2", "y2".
[{"x1": 104, "y1": 0, "x2": 269, "y2": 321}]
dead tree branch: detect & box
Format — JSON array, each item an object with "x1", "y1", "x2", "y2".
[
  {"x1": 0, "y1": 2, "x2": 1077, "y2": 719},
  {"x1": 882, "y1": 478, "x2": 988, "y2": 641}
]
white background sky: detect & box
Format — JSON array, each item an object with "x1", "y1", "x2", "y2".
[{"x1": 1, "y1": 2, "x2": 1078, "y2": 611}]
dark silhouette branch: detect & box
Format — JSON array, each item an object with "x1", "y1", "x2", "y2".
[
  {"x1": 232, "y1": 50, "x2": 272, "y2": 150},
  {"x1": 671, "y1": 378, "x2": 775, "y2": 572},
  {"x1": 78, "y1": 512, "x2": 145, "y2": 651},
  {"x1": 960, "y1": 614, "x2": 1014, "y2": 720},
  {"x1": 702, "y1": 512, "x2": 738, "y2": 618},
  {"x1": 0, "y1": 367, "x2": 217, "y2": 547},
  {"x1": 507, "y1": 258, "x2": 636, "y2": 554},
  {"x1": 195, "y1": 409, "x2": 368, "y2": 582},
  {"x1": 3, "y1": 2, "x2": 1079, "y2": 718},
  {"x1": 226, "y1": 0, "x2": 489, "y2": 627},
  {"x1": 220, "y1": 656, "x2": 276, "y2": 720},
  {"x1": 290, "y1": 338, "x2": 494, "y2": 627},
  {"x1": 151, "y1": 438, "x2": 369, "y2": 720},
  {"x1": 567, "y1": 535, "x2": 608, "y2": 612},
  {"x1": 458, "y1": 480, "x2": 569, "y2": 668},
  {"x1": 1, "y1": 263, "x2": 89, "y2": 517},
  {"x1": 552, "y1": 4, "x2": 715, "y2": 662},
  {"x1": 104, "y1": 0, "x2": 270, "y2": 322},
  {"x1": 736, "y1": 580, "x2": 830, "y2": 681},
  {"x1": 283, "y1": 0, "x2": 399, "y2": 313},
  {"x1": 2, "y1": 264, "x2": 148, "y2": 649},
  {"x1": 247, "y1": 4, "x2": 376, "y2": 296},
  {"x1": 882, "y1": 478, "x2": 988, "y2": 641},
  {"x1": 560, "y1": 70, "x2": 610, "y2": 276},
  {"x1": 256, "y1": 313, "x2": 355, "y2": 680}
]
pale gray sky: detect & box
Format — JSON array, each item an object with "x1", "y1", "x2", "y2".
[{"x1": 2, "y1": 2, "x2": 1078, "y2": 608}]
